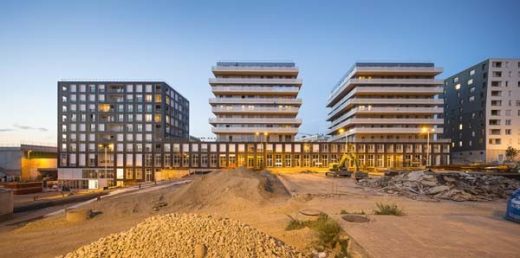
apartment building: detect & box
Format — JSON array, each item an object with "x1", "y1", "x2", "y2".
[
  {"x1": 209, "y1": 62, "x2": 302, "y2": 142},
  {"x1": 444, "y1": 58, "x2": 520, "y2": 163},
  {"x1": 326, "y1": 62, "x2": 450, "y2": 167},
  {"x1": 57, "y1": 81, "x2": 189, "y2": 188}
]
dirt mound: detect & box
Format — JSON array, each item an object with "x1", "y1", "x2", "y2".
[
  {"x1": 358, "y1": 171, "x2": 520, "y2": 201},
  {"x1": 59, "y1": 213, "x2": 301, "y2": 258},
  {"x1": 166, "y1": 168, "x2": 290, "y2": 211}
]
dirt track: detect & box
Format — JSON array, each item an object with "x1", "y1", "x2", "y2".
[{"x1": 0, "y1": 169, "x2": 518, "y2": 258}]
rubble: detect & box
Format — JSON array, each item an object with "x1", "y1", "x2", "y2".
[
  {"x1": 357, "y1": 171, "x2": 520, "y2": 202},
  {"x1": 60, "y1": 213, "x2": 301, "y2": 258}
]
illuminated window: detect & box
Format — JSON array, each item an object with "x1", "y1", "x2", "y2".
[
  {"x1": 468, "y1": 79, "x2": 473, "y2": 85},
  {"x1": 455, "y1": 84, "x2": 461, "y2": 90},
  {"x1": 98, "y1": 104, "x2": 111, "y2": 112},
  {"x1": 459, "y1": 124, "x2": 463, "y2": 130},
  {"x1": 469, "y1": 69, "x2": 475, "y2": 76}
]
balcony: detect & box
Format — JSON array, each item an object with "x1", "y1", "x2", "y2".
[
  {"x1": 328, "y1": 97, "x2": 444, "y2": 120},
  {"x1": 212, "y1": 65, "x2": 298, "y2": 76},
  {"x1": 209, "y1": 117, "x2": 302, "y2": 125},
  {"x1": 212, "y1": 106, "x2": 300, "y2": 114},
  {"x1": 211, "y1": 127, "x2": 299, "y2": 134},
  {"x1": 328, "y1": 106, "x2": 443, "y2": 121},
  {"x1": 328, "y1": 118, "x2": 444, "y2": 134},
  {"x1": 328, "y1": 78, "x2": 443, "y2": 107},
  {"x1": 211, "y1": 86, "x2": 299, "y2": 95},
  {"x1": 342, "y1": 127, "x2": 444, "y2": 136},
  {"x1": 209, "y1": 78, "x2": 302, "y2": 85},
  {"x1": 209, "y1": 98, "x2": 302, "y2": 105}
]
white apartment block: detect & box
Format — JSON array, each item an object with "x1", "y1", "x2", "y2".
[
  {"x1": 327, "y1": 62, "x2": 445, "y2": 143},
  {"x1": 444, "y1": 58, "x2": 520, "y2": 163},
  {"x1": 209, "y1": 62, "x2": 302, "y2": 142}
]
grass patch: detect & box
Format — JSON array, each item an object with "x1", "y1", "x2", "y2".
[
  {"x1": 285, "y1": 218, "x2": 306, "y2": 230},
  {"x1": 340, "y1": 209, "x2": 366, "y2": 215},
  {"x1": 286, "y1": 213, "x2": 343, "y2": 249},
  {"x1": 374, "y1": 203, "x2": 404, "y2": 216}
]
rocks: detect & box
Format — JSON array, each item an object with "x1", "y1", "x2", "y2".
[
  {"x1": 60, "y1": 213, "x2": 300, "y2": 258},
  {"x1": 357, "y1": 171, "x2": 520, "y2": 202},
  {"x1": 427, "y1": 185, "x2": 450, "y2": 195}
]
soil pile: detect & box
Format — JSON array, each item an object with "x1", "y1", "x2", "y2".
[
  {"x1": 166, "y1": 168, "x2": 289, "y2": 211},
  {"x1": 59, "y1": 213, "x2": 301, "y2": 258},
  {"x1": 358, "y1": 171, "x2": 520, "y2": 201}
]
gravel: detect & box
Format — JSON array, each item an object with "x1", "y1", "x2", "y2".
[{"x1": 59, "y1": 213, "x2": 301, "y2": 258}]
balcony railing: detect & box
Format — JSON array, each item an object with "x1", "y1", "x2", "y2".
[
  {"x1": 209, "y1": 98, "x2": 302, "y2": 105},
  {"x1": 212, "y1": 106, "x2": 300, "y2": 114},
  {"x1": 328, "y1": 97, "x2": 444, "y2": 119},
  {"x1": 328, "y1": 78, "x2": 443, "y2": 106},
  {"x1": 209, "y1": 78, "x2": 302, "y2": 85},
  {"x1": 211, "y1": 86, "x2": 300, "y2": 94},
  {"x1": 211, "y1": 127, "x2": 298, "y2": 134},
  {"x1": 328, "y1": 118, "x2": 444, "y2": 134},
  {"x1": 209, "y1": 117, "x2": 302, "y2": 124}
]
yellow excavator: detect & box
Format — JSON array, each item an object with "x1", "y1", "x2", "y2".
[
  {"x1": 326, "y1": 153, "x2": 368, "y2": 180},
  {"x1": 326, "y1": 153, "x2": 353, "y2": 177}
]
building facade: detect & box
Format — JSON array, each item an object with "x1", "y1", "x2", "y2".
[
  {"x1": 57, "y1": 81, "x2": 189, "y2": 188},
  {"x1": 326, "y1": 62, "x2": 450, "y2": 167},
  {"x1": 209, "y1": 62, "x2": 302, "y2": 142},
  {"x1": 444, "y1": 58, "x2": 520, "y2": 163},
  {"x1": 0, "y1": 144, "x2": 57, "y2": 182}
]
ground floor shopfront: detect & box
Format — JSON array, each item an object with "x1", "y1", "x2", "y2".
[{"x1": 58, "y1": 141, "x2": 451, "y2": 188}]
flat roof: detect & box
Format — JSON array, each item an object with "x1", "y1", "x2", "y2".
[{"x1": 216, "y1": 61, "x2": 295, "y2": 67}]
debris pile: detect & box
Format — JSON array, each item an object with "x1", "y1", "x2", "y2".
[
  {"x1": 357, "y1": 171, "x2": 520, "y2": 202},
  {"x1": 60, "y1": 213, "x2": 300, "y2": 258}
]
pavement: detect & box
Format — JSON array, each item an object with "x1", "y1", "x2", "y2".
[
  {"x1": 0, "y1": 179, "x2": 191, "y2": 227},
  {"x1": 278, "y1": 173, "x2": 520, "y2": 258}
]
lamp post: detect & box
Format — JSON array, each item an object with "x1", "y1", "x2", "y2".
[{"x1": 421, "y1": 127, "x2": 435, "y2": 167}]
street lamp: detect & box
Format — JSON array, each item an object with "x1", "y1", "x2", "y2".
[{"x1": 421, "y1": 127, "x2": 435, "y2": 167}]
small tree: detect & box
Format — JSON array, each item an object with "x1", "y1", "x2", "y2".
[{"x1": 505, "y1": 146, "x2": 518, "y2": 162}]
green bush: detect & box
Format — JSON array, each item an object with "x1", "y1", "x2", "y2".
[
  {"x1": 374, "y1": 203, "x2": 403, "y2": 216},
  {"x1": 286, "y1": 213, "x2": 343, "y2": 248},
  {"x1": 285, "y1": 218, "x2": 306, "y2": 230}
]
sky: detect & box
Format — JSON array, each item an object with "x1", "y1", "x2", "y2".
[{"x1": 0, "y1": 0, "x2": 519, "y2": 146}]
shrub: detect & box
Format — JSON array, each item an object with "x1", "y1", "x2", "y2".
[
  {"x1": 374, "y1": 203, "x2": 403, "y2": 216},
  {"x1": 286, "y1": 213, "x2": 343, "y2": 248},
  {"x1": 285, "y1": 218, "x2": 306, "y2": 230}
]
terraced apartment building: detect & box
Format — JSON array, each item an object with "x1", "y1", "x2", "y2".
[
  {"x1": 444, "y1": 58, "x2": 520, "y2": 163},
  {"x1": 209, "y1": 62, "x2": 302, "y2": 142},
  {"x1": 326, "y1": 62, "x2": 450, "y2": 167},
  {"x1": 57, "y1": 81, "x2": 189, "y2": 188}
]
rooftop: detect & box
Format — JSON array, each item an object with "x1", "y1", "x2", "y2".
[{"x1": 216, "y1": 61, "x2": 295, "y2": 68}]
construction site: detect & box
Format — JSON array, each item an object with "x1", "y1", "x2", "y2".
[{"x1": 0, "y1": 164, "x2": 519, "y2": 258}]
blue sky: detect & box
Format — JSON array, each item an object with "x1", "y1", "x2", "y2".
[{"x1": 0, "y1": 0, "x2": 518, "y2": 145}]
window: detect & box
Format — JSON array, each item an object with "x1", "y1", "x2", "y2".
[
  {"x1": 467, "y1": 79, "x2": 473, "y2": 85},
  {"x1": 469, "y1": 69, "x2": 475, "y2": 76},
  {"x1": 455, "y1": 84, "x2": 461, "y2": 90}
]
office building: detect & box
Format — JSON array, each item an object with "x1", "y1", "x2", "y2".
[
  {"x1": 444, "y1": 58, "x2": 520, "y2": 163},
  {"x1": 326, "y1": 62, "x2": 450, "y2": 167},
  {"x1": 209, "y1": 62, "x2": 302, "y2": 142},
  {"x1": 57, "y1": 81, "x2": 189, "y2": 188}
]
